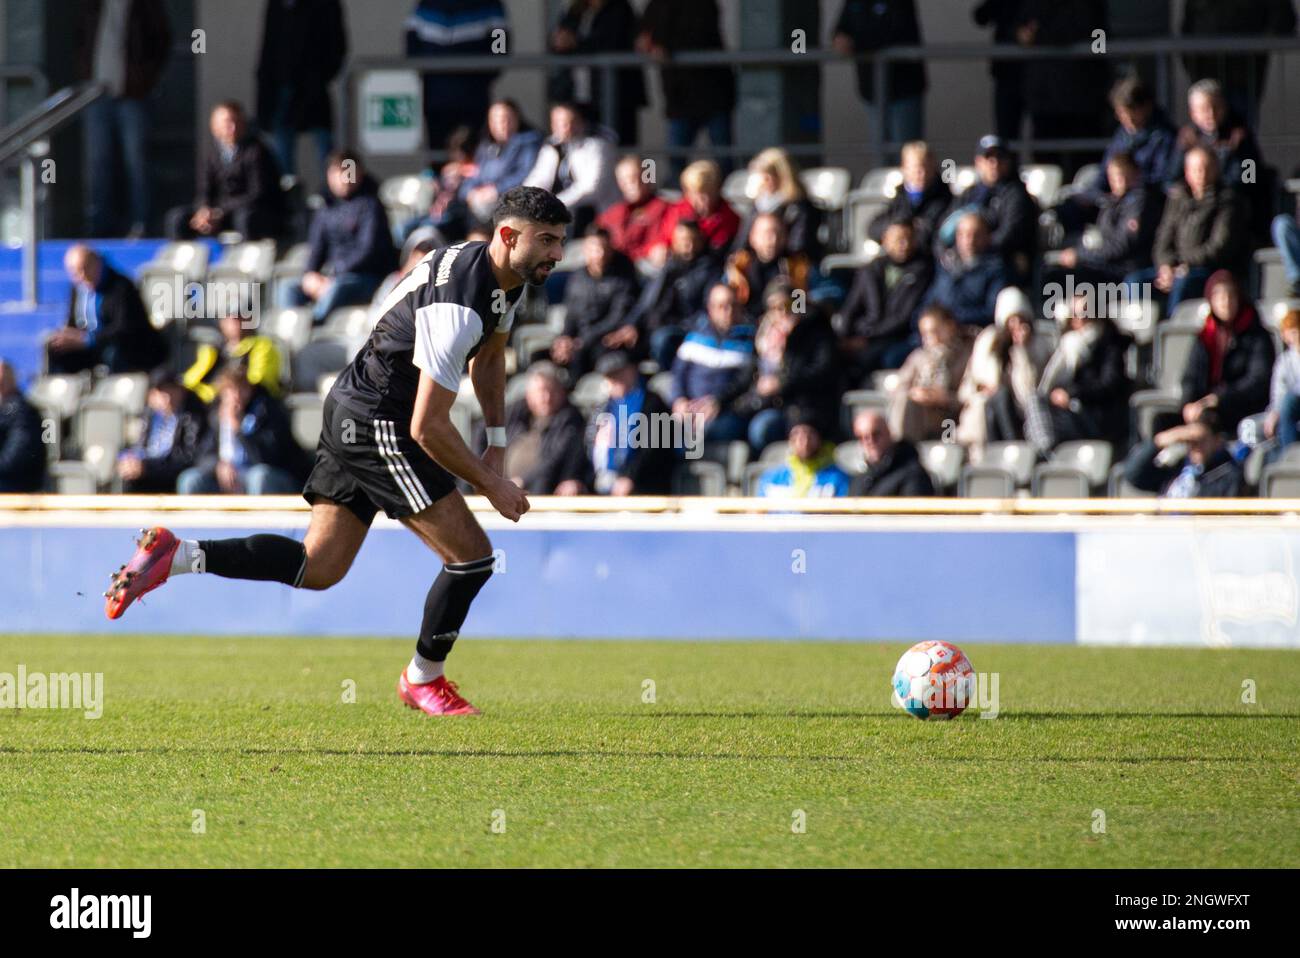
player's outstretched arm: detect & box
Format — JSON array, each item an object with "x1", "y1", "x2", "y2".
[{"x1": 410, "y1": 371, "x2": 530, "y2": 521}]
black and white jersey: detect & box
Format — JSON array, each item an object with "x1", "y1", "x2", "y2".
[{"x1": 329, "y1": 241, "x2": 524, "y2": 428}]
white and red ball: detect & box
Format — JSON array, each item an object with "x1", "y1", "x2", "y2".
[{"x1": 890, "y1": 640, "x2": 977, "y2": 720}]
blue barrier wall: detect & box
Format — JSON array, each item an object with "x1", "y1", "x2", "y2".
[{"x1": 0, "y1": 521, "x2": 1076, "y2": 642}]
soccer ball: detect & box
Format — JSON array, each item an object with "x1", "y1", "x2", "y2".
[{"x1": 890, "y1": 640, "x2": 977, "y2": 720}]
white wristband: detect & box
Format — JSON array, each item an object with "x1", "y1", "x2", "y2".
[{"x1": 486, "y1": 427, "x2": 508, "y2": 448}]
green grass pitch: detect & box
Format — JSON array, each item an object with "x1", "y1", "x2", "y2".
[{"x1": 0, "y1": 635, "x2": 1297, "y2": 868}]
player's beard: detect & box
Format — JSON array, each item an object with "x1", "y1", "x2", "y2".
[{"x1": 512, "y1": 249, "x2": 555, "y2": 286}]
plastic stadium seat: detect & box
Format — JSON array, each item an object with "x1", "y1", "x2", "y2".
[
  {"x1": 504, "y1": 373, "x2": 529, "y2": 409},
  {"x1": 265, "y1": 306, "x2": 313, "y2": 353},
  {"x1": 1051, "y1": 440, "x2": 1112, "y2": 489},
  {"x1": 916, "y1": 440, "x2": 965, "y2": 492},
  {"x1": 800, "y1": 167, "x2": 851, "y2": 211},
  {"x1": 721, "y1": 169, "x2": 752, "y2": 211},
  {"x1": 1154, "y1": 323, "x2": 1200, "y2": 390},
  {"x1": 271, "y1": 242, "x2": 312, "y2": 299},
  {"x1": 379, "y1": 174, "x2": 434, "y2": 219},
  {"x1": 1108, "y1": 461, "x2": 1156, "y2": 498},
  {"x1": 50, "y1": 461, "x2": 97, "y2": 495},
  {"x1": 1260, "y1": 464, "x2": 1300, "y2": 498},
  {"x1": 646, "y1": 371, "x2": 673, "y2": 404},
  {"x1": 834, "y1": 440, "x2": 866, "y2": 475},
  {"x1": 291, "y1": 338, "x2": 349, "y2": 393},
  {"x1": 1261, "y1": 297, "x2": 1300, "y2": 330},
  {"x1": 1168, "y1": 298, "x2": 1209, "y2": 326},
  {"x1": 27, "y1": 374, "x2": 88, "y2": 421},
  {"x1": 700, "y1": 440, "x2": 750, "y2": 487},
  {"x1": 76, "y1": 400, "x2": 125, "y2": 486},
  {"x1": 317, "y1": 373, "x2": 338, "y2": 398},
  {"x1": 743, "y1": 461, "x2": 770, "y2": 496},
  {"x1": 1033, "y1": 320, "x2": 1060, "y2": 352},
  {"x1": 28, "y1": 403, "x2": 60, "y2": 462},
  {"x1": 545, "y1": 303, "x2": 567, "y2": 332},
  {"x1": 1130, "y1": 389, "x2": 1183, "y2": 440},
  {"x1": 959, "y1": 464, "x2": 1015, "y2": 498},
  {"x1": 1114, "y1": 297, "x2": 1158, "y2": 346},
  {"x1": 88, "y1": 373, "x2": 149, "y2": 417},
  {"x1": 870, "y1": 369, "x2": 901, "y2": 393},
  {"x1": 511, "y1": 324, "x2": 556, "y2": 369},
  {"x1": 856, "y1": 167, "x2": 902, "y2": 198},
  {"x1": 1032, "y1": 462, "x2": 1090, "y2": 498},
  {"x1": 554, "y1": 240, "x2": 586, "y2": 273},
  {"x1": 318, "y1": 306, "x2": 373, "y2": 343},
  {"x1": 1254, "y1": 247, "x2": 1290, "y2": 300},
  {"x1": 983, "y1": 440, "x2": 1038, "y2": 487},
  {"x1": 569, "y1": 372, "x2": 608, "y2": 415},
  {"x1": 843, "y1": 195, "x2": 887, "y2": 254},
  {"x1": 284, "y1": 394, "x2": 324, "y2": 451},
  {"x1": 951, "y1": 166, "x2": 978, "y2": 193},
  {"x1": 672, "y1": 460, "x2": 727, "y2": 497},
  {"x1": 141, "y1": 241, "x2": 210, "y2": 283},
  {"x1": 209, "y1": 240, "x2": 276, "y2": 283},
  {"x1": 759, "y1": 440, "x2": 789, "y2": 465},
  {"x1": 1019, "y1": 165, "x2": 1063, "y2": 206}
]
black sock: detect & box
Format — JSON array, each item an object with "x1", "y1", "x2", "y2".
[
  {"x1": 416, "y1": 555, "x2": 494, "y2": 661},
  {"x1": 196, "y1": 535, "x2": 307, "y2": 587}
]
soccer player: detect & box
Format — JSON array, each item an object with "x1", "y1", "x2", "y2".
[{"x1": 103, "y1": 186, "x2": 572, "y2": 716}]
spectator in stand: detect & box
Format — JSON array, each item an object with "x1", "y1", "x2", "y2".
[
  {"x1": 735, "y1": 148, "x2": 823, "y2": 261},
  {"x1": 832, "y1": 0, "x2": 927, "y2": 149},
  {"x1": 597, "y1": 154, "x2": 673, "y2": 265},
  {"x1": 638, "y1": 0, "x2": 737, "y2": 182},
  {"x1": 925, "y1": 213, "x2": 1011, "y2": 328},
  {"x1": 867, "y1": 141, "x2": 952, "y2": 250},
  {"x1": 589, "y1": 350, "x2": 675, "y2": 495},
  {"x1": 956, "y1": 287, "x2": 1052, "y2": 460},
  {"x1": 183, "y1": 308, "x2": 284, "y2": 404},
  {"x1": 75, "y1": 0, "x2": 171, "y2": 237},
  {"x1": 1091, "y1": 77, "x2": 1179, "y2": 198},
  {"x1": 972, "y1": 1, "x2": 1025, "y2": 141},
  {"x1": 397, "y1": 125, "x2": 478, "y2": 244},
  {"x1": 0, "y1": 360, "x2": 46, "y2": 493},
  {"x1": 547, "y1": 0, "x2": 646, "y2": 146},
  {"x1": 725, "y1": 213, "x2": 817, "y2": 323},
  {"x1": 940, "y1": 135, "x2": 1038, "y2": 281},
  {"x1": 256, "y1": 0, "x2": 347, "y2": 180},
  {"x1": 115, "y1": 370, "x2": 208, "y2": 493},
  {"x1": 1169, "y1": 79, "x2": 1262, "y2": 192},
  {"x1": 1123, "y1": 415, "x2": 1243, "y2": 498},
  {"x1": 742, "y1": 280, "x2": 841, "y2": 452},
  {"x1": 283, "y1": 151, "x2": 399, "y2": 324},
  {"x1": 459, "y1": 100, "x2": 544, "y2": 227},
  {"x1": 626, "y1": 218, "x2": 722, "y2": 369},
  {"x1": 849, "y1": 408, "x2": 935, "y2": 496},
  {"x1": 1052, "y1": 151, "x2": 1164, "y2": 286},
  {"x1": 1181, "y1": 0, "x2": 1297, "y2": 126},
  {"x1": 651, "y1": 160, "x2": 741, "y2": 263},
  {"x1": 669, "y1": 283, "x2": 755, "y2": 444},
  {"x1": 165, "y1": 101, "x2": 285, "y2": 241},
  {"x1": 551, "y1": 226, "x2": 642, "y2": 379},
  {"x1": 757, "y1": 417, "x2": 851, "y2": 498},
  {"x1": 523, "y1": 102, "x2": 620, "y2": 233},
  {"x1": 50, "y1": 245, "x2": 169, "y2": 375},
  {"x1": 1264, "y1": 309, "x2": 1300, "y2": 450},
  {"x1": 1271, "y1": 204, "x2": 1300, "y2": 297},
  {"x1": 841, "y1": 218, "x2": 935, "y2": 386},
  {"x1": 1138, "y1": 147, "x2": 1249, "y2": 315},
  {"x1": 1174, "y1": 270, "x2": 1274, "y2": 436},
  {"x1": 498, "y1": 362, "x2": 592, "y2": 495},
  {"x1": 405, "y1": 0, "x2": 508, "y2": 150},
  {"x1": 177, "y1": 370, "x2": 309, "y2": 495},
  {"x1": 888, "y1": 304, "x2": 973, "y2": 443}
]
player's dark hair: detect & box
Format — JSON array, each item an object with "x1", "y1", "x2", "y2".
[{"x1": 493, "y1": 186, "x2": 573, "y2": 228}]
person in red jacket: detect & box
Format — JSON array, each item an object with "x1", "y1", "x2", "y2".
[
  {"x1": 650, "y1": 159, "x2": 740, "y2": 265},
  {"x1": 596, "y1": 154, "x2": 672, "y2": 264}
]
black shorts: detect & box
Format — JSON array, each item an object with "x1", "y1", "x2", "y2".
[{"x1": 302, "y1": 394, "x2": 457, "y2": 525}]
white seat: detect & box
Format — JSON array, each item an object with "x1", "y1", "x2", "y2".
[
  {"x1": 88, "y1": 373, "x2": 149, "y2": 417},
  {"x1": 983, "y1": 441, "x2": 1038, "y2": 487},
  {"x1": 959, "y1": 464, "x2": 1015, "y2": 498},
  {"x1": 834, "y1": 441, "x2": 866, "y2": 475},
  {"x1": 916, "y1": 440, "x2": 965, "y2": 491},
  {"x1": 1051, "y1": 440, "x2": 1113, "y2": 489},
  {"x1": 285, "y1": 394, "x2": 324, "y2": 451},
  {"x1": 800, "y1": 167, "x2": 851, "y2": 211}
]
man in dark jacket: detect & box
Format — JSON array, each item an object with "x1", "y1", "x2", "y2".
[
  {"x1": 1053, "y1": 151, "x2": 1163, "y2": 285},
  {"x1": 256, "y1": 0, "x2": 347, "y2": 179},
  {"x1": 551, "y1": 226, "x2": 642, "y2": 379},
  {"x1": 498, "y1": 362, "x2": 592, "y2": 494},
  {"x1": 0, "y1": 360, "x2": 46, "y2": 493},
  {"x1": 406, "y1": 0, "x2": 508, "y2": 151},
  {"x1": 50, "y1": 245, "x2": 169, "y2": 375},
  {"x1": 849, "y1": 408, "x2": 934, "y2": 496},
  {"x1": 925, "y1": 212, "x2": 1010, "y2": 328},
  {"x1": 1033, "y1": 312, "x2": 1134, "y2": 451},
  {"x1": 165, "y1": 101, "x2": 285, "y2": 240},
  {"x1": 548, "y1": 0, "x2": 646, "y2": 146},
  {"x1": 1124, "y1": 416, "x2": 1243, "y2": 498},
  {"x1": 1182, "y1": 0, "x2": 1297, "y2": 125},
  {"x1": 626, "y1": 218, "x2": 720, "y2": 369},
  {"x1": 868, "y1": 141, "x2": 951, "y2": 248},
  {"x1": 115, "y1": 370, "x2": 208, "y2": 493},
  {"x1": 832, "y1": 0, "x2": 927, "y2": 149},
  {"x1": 669, "y1": 283, "x2": 755, "y2": 443},
  {"x1": 284, "y1": 151, "x2": 399, "y2": 324},
  {"x1": 842, "y1": 218, "x2": 934, "y2": 385},
  {"x1": 590, "y1": 350, "x2": 675, "y2": 494},
  {"x1": 75, "y1": 0, "x2": 171, "y2": 236},
  {"x1": 941, "y1": 136, "x2": 1038, "y2": 281}
]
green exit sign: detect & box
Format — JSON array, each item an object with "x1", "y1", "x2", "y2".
[{"x1": 367, "y1": 94, "x2": 415, "y2": 129}]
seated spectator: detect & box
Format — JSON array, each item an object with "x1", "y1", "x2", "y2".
[
  {"x1": 734, "y1": 147, "x2": 823, "y2": 260},
  {"x1": 849, "y1": 408, "x2": 935, "y2": 497},
  {"x1": 523, "y1": 101, "x2": 619, "y2": 233},
  {"x1": 589, "y1": 350, "x2": 674, "y2": 495},
  {"x1": 867, "y1": 140, "x2": 952, "y2": 249},
  {"x1": 1170, "y1": 79, "x2": 1261, "y2": 193},
  {"x1": 183, "y1": 308, "x2": 284, "y2": 404},
  {"x1": 1052, "y1": 151, "x2": 1163, "y2": 285},
  {"x1": 840, "y1": 218, "x2": 934, "y2": 386},
  {"x1": 939, "y1": 135, "x2": 1038, "y2": 280},
  {"x1": 725, "y1": 213, "x2": 817, "y2": 322},
  {"x1": 115, "y1": 370, "x2": 208, "y2": 493},
  {"x1": 283, "y1": 151, "x2": 399, "y2": 324},
  {"x1": 1020, "y1": 292, "x2": 1133, "y2": 454},
  {"x1": 925, "y1": 212, "x2": 1010, "y2": 328},
  {"x1": 756, "y1": 417, "x2": 851, "y2": 498},
  {"x1": 957, "y1": 287, "x2": 1052, "y2": 460},
  {"x1": 0, "y1": 359, "x2": 46, "y2": 493},
  {"x1": 1264, "y1": 309, "x2": 1300, "y2": 450},
  {"x1": 165, "y1": 100, "x2": 284, "y2": 241},
  {"x1": 1271, "y1": 202, "x2": 1300, "y2": 298},
  {"x1": 1175, "y1": 269, "x2": 1274, "y2": 436},
  {"x1": 1123, "y1": 416, "x2": 1242, "y2": 498},
  {"x1": 550, "y1": 226, "x2": 642, "y2": 379},
  {"x1": 596, "y1": 154, "x2": 673, "y2": 265},
  {"x1": 50, "y1": 245, "x2": 169, "y2": 375},
  {"x1": 1135, "y1": 147, "x2": 1248, "y2": 315},
  {"x1": 626, "y1": 218, "x2": 722, "y2": 369},
  {"x1": 741, "y1": 280, "x2": 841, "y2": 453},
  {"x1": 669, "y1": 283, "x2": 755, "y2": 444},
  {"x1": 651, "y1": 159, "x2": 741, "y2": 262},
  {"x1": 459, "y1": 99, "x2": 544, "y2": 226},
  {"x1": 396, "y1": 125, "x2": 479, "y2": 243},
  {"x1": 500, "y1": 362, "x2": 592, "y2": 495},
  {"x1": 177, "y1": 370, "x2": 309, "y2": 495},
  {"x1": 888, "y1": 305, "x2": 973, "y2": 443}
]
